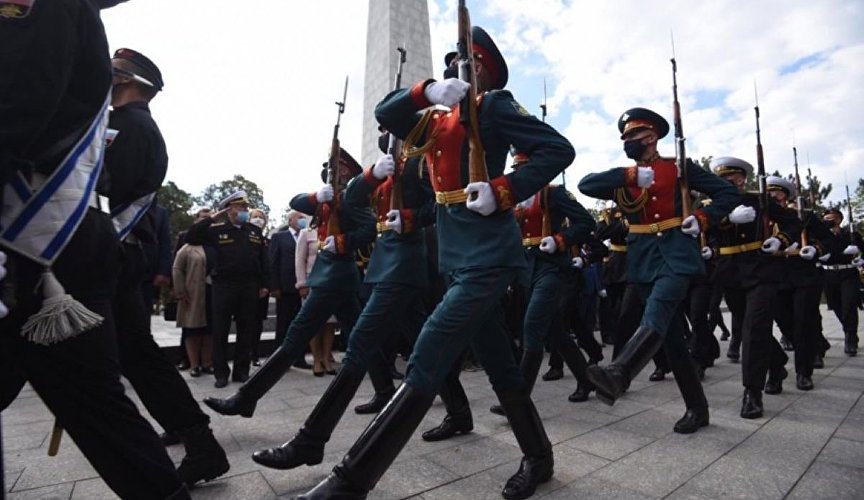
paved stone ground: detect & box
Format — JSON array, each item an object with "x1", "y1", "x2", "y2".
[{"x1": 3, "y1": 306, "x2": 863, "y2": 499}]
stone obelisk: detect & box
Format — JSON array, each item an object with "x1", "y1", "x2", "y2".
[{"x1": 361, "y1": 0, "x2": 434, "y2": 167}]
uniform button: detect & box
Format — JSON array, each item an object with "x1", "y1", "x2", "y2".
[
  {"x1": 432, "y1": 114, "x2": 440, "y2": 120},
  {"x1": 437, "y1": 176, "x2": 443, "y2": 183},
  {"x1": 656, "y1": 232, "x2": 663, "y2": 237},
  {"x1": 523, "y1": 219, "x2": 529, "y2": 223},
  {"x1": 654, "y1": 214, "x2": 660, "y2": 219},
  {"x1": 741, "y1": 233, "x2": 746, "y2": 238},
  {"x1": 651, "y1": 196, "x2": 657, "y2": 201},
  {"x1": 526, "y1": 232, "x2": 531, "y2": 236},
  {"x1": 446, "y1": 112, "x2": 453, "y2": 117},
  {"x1": 435, "y1": 150, "x2": 442, "y2": 157}
]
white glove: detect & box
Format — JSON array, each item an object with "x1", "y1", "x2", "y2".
[
  {"x1": 818, "y1": 253, "x2": 832, "y2": 263},
  {"x1": 385, "y1": 209, "x2": 402, "y2": 233},
  {"x1": 636, "y1": 167, "x2": 654, "y2": 188},
  {"x1": 853, "y1": 256, "x2": 864, "y2": 267},
  {"x1": 784, "y1": 242, "x2": 800, "y2": 255},
  {"x1": 539, "y1": 236, "x2": 557, "y2": 254},
  {"x1": 728, "y1": 205, "x2": 757, "y2": 224},
  {"x1": 681, "y1": 215, "x2": 700, "y2": 236},
  {"x1": 843, "y1": 244, "x2": 860, "y2": 255},
  {"x1": 423, "y1": 78, "x2": 470, "y2": 108},
  {"x1": 571, "y1": 256, "x2": 584, "y2": 269},
  {"x1": 701, "y1": 247, "x2": 713, "y2": 260},
  {"x1": 0, "y1": 251, "x2": 7, "y2": 319},
  {"x1": 761, "y1": 237, "x2": 781, "y2": 254},
  {"x1": 464, "y1": 182, "x2": 497, "y2": 216},
  {"x1": 598, "y1": 289, "x2": 608, "y2": 298},
  {"x1": 316, "y1": 184, "x2": 334, "y2": 203},
  {"x1": 322, "y1": 235, "x2": 336, "y2": 253},
  {"x1": 799, "y1": 245, "x2": 817, "y2": 260},
  {"x1": 372, "y1": 154, "x2": 395, "y2": 180}
]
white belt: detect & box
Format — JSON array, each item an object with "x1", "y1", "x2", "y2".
[{"x1": 820, "y1": 264, "x2": 855, "y2": 270}]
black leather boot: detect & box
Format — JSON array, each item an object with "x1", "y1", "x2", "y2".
[
  {"x1": 253, "y1": 366, "x2": 365, "y2": 470},
  {"x1": 587, "y1": 326, "x2": 663, "y2": 406},
  {"x1": 740, "y1": 387, "x2": 763, "y2": 419},
  {"x1": 421, "y1": 414, "x2": 473, "y2": 441},
  {"x1": 796, "y1": 373, "x2": 814, "y2": 391},
  {"x1": 176, "y1": 424, "x2": 230, "y2": 488},
  {"x1": 764, "y1": 366, "x2": 787, "y2": 395},
  {"x1": 727, "y1": 334, "x2": 741, "y2": 362},
  {"x1": 568, "y1": 380, "x2": 594, "y2": 402},
  {"x1": 496, "y1": 387, "x2": 554, "y2": 500},
  {"x1": 203, "y1": 346, "x2": 294, "y2": 417},
  {"x1": 673, "y1": 407, "x2": 709, "y2": 434},
  {"x1": 354, "y1": 387, "x2": 395, "y2": 414},
  {"x1": 491, "y1": 350, "x2": 543, "y2": 417},
  {"x1": 295, "y1": 383, "x2": 435, "y2": 500},
  {"x1": 648, "y1": 367, "x2": 667, "y2": 381},
  {"x1": 423, "y1": 362, "x2": 473, "y2": 442},
  {"x1": 555, "y1": 327, "x2": 593, "y2": 404},
  {"x1": 354, "y1": 356, "x2": 396, "y2": 414}
]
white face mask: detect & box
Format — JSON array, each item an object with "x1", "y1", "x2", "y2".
[{"x1": 250, "y1": 217, "x2": 266, "y2": 229}]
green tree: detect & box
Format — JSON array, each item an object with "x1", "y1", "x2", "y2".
[
  {"x1": 196, "y1": 174, "x2": 270, "y2": 214},
  {"x1": 158, "y1": 181, "x2": 195, "y2": 246}
]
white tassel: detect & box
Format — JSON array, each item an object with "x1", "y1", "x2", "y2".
[{"x1": 20, "y1": 269, "x2": 103, "y2": 345}]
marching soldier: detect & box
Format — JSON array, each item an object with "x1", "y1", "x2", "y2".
[
  {"x1": 202, "y1": 151, "x2": 375, "y2": 416},
  {"x1": 596, "y1": 202, "x2": 629, "y2": 347},
  {"x1": 578, "y1": 108, "x2": 738, "y2": 433},
  {"x1": 1, "y1": 1, "x2": 189, "y2": 498},
  {"x1": 298, "y1": 26, "x2": 574, "y2": 500},
  {"x1": 704, "y1": 158, "x2": 801, "y2": 418},
  {"x1": 820, "y1": 207, "x2": 863, "y2": 356}
]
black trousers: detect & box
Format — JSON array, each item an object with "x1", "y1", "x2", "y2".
[
  {"x1": 775, "y1": 284, "x2": 820, "y2": 376},
  {"x1": 824, "y1": 270, "x2": 860, "y2": 345},
  {"x1": 116, "y1": 243, "x2": 210, "y2": 433},
  {"x1": 211, "y1": 279, "x2": 259, "y2": 380},
  {"x1": 275, "y1": 291, "x2": 302, "y2": 347},
  {"x1": 599, "y1": 281, "x2": 626, "y2": 343},
  {"x1": 0, "y1": 210, "x2": 185, "y2": 500},
  {"x1": 687, "y1": 280, "x2": 720, "y2": 368},
  {"x1": 725, "y1": 284, "x2": 788, "y2": 389}
]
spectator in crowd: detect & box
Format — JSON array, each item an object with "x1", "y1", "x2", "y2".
[
  {"x1": 269, "y1": 210, "x2": 312, "y2": 368},
  {"x1": 296, "y1": 222, "x2": 338, "y2": 376},
  {"x1": 248, "y1": 208, "x2": 271, "y2": 366}
]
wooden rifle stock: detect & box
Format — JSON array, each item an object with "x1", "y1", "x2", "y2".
[{"x1": 457, "y1": 0, "x2": 488, "y2": 185}]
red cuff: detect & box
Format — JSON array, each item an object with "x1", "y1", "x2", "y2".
[
  {"x1": 409, "y1": 80, "x2": 435, "y2": 109},
  {"x1": 307, "y1": 192, "x2": 318, "y2": 206},
  {"x1": 623, "y1": 166, "x2": 638, "y2": 187},
  {"x1": 363, "y1": 167, "x2": 382, "y2": 187},
  {"x1": 489, "y1": 175, "x2": 515, "y2": 211},
  {"x1": 334, "y1": 235, "x2": 347, "y2": 255},
  {"x1": 693, "y1": 208, "x2": 710, "y2": 231},
  {"x1": 553, "y1": 233, "x2": 567, "y2": 252},
  {"x1": 400, "y1": 209, "x2": 415, "y2": 234}
]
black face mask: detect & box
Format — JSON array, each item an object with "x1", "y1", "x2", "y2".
[
  {"x1": 443, "y1": 66, "x2": 459, "y2": 80},
  {"x1": 378, "y1": 133, "x2": 390, "y2": 154},
  {"x1": 623, "y1": 139, "x2": 647, "y2": 160}
]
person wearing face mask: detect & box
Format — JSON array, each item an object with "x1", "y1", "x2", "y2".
[
  {"x1": 820, "y1": 207, "x2": 863, "y2": 356},
  {"x1": 268, "y1": 210, "x2": 311, "y2": 366},
  {"x1": 186, "y1": 191, "x2": 270, "y2": 388},
  {"x1": 1, "y1": 1, "x2": 194, "y2": 498},
  {"x1": 578, "y1": 109, "x2": 739, "y2": 433},
  {"x1": 701, "y1": 158, "x2": 801, "y2": 418},
  {"x1": 247, "y1": 208, "x2": 271, "y2": 365}
]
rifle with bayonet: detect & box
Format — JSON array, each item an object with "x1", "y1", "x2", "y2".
[
  {"x1": 670, "y1": 34, "x2": 691, "y2": 218},
  {"x1": 846, "y1": 183, "x2": 855, "y2": 246},
  {"x1": 324, "y1": 76, "x2": 348, "y2": 237},
  {"x1": 793, "y1": 145, "x2": 808, "y2": 245},
  {"x1": 754, "y1": 84, "x2": 770, "y2": 240},
  {"x1": 389, "y1": 44, "x2": 408, "y2": 211},
  {"x1": 457, "y1": 0, "x2": 488, "y2": 186}
]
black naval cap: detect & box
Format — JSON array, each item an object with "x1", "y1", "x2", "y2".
[
  {"x1": 824, "y1": 207, "x2": 844, "y2": 219},
  {"x1": 443, "y1": 26, "x2": 508, "y2": 90},
  {"x1": 113, "y1": 48, "x2": 164, "y2": 91},
  {"x1": 320, "y1": 147, "x2": 363, "y2": 183},
  {"x1": 618, "y1": 108, "x2": 670, "y2": 140}
]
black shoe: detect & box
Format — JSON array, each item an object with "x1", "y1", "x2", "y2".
[
  {"x1": 176, "y1": 360, "x2": 190, "y2": 371},
  {"x1": 726, "y1": 348, "x2": 740, "y2": 362},
  {"x1": 189, "y1": 366, "x2": 203, "y2": 378},
  {"x1": 421, "y1": 415, "x2": 473, "y2": 442},
  {"x1": 176, "y1": 425, "x2": 230, "y2": 488},
  {"x1": 648, "y1": 368, "x2": 667, "y2": 382},
  {"x1": 160, "y1": 431, "x2": 182, "y2": 446},
  {"x1": 720, "y1": 331, "x2": 730, "y2": 341},
  {"x1": 294, "y1": 358, "x2": 312, "y2": 369},
  {"x1": 586, "y1": 364, "x2": 627, "y2": 406},
  {"x1": 541, "y1": 367, "x2": 563, "y2": 381},
  {"x1": 252, "y1": 433, "x2": 325, "y2": 470},
  {"x1": 326, "y1": 368, "x2": 338, "y2": 376},
  {"x1": 202, "y1": 365, "x2": 215, "y2": 374},
  {"x1": 568, "y1": 381, "x2": 593, "y2": 402},
  {"x1": 203, "y1": 392, "x2": 257, "y2": 418},
  {"x1": 354, "y1": 388, "x2": 395, "y2": 415},
  {"x1": 490, "y1": 404, "x2": 506, "y2": 416},
  {"x1": 231, "y1": 372, "x2": 249, "y2": 383},
  {"x1": 252, "y1": 358, "x2": 261, "y2": 367},
  {"x1": 796, "y1": 374, "x2": 814, "y2": 391},
  {"x1": 780, "y1": 337, "x2": 794, "y2": 351},
  {"x1": 813, "y1": 355, "x2": 824, "y2": 369},
  {"x1": 295, "y1": 472, "x2": 368, "y2": 500},
  {"x1": 696, "y1": 365, "x2": 706, "y2": 381},
  {"x1": 389, "y1": 366, "x2": 405, "y2": 380},
  {"x1": 764, "y1": 367, "x2": 787, "y2": 395},
  {"x1": 673, "y1": 407, "x2": 709, "y2": 434},
  {"x1": 502, "y1": 454, "x2": 554, "y2": 500},
  {"x1": 214, "y1": 378, "x2": 228, "y2": 388},
  {"x1": 588, "y1": 355, "x2": 603, "y2": 366},
  {"x1": 740, "y1": 388, "x2": 763, "y2": 419},
  {"x1": 845, "y1": 341, "x2": 858, "y2": 356}
]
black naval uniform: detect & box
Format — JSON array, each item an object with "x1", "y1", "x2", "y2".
[
  {"x1": 597, "y1": 208, "x2": 629, "y2": 346},
  {"x1": 821, "y1": 225, "x2": 863, "y2": 355},
  {"x1": 0, "y1": 1, "x2": 186, "y2": 498},
  {"x1": 187, "y1": 213, "x2": 270, "y2": 383}
]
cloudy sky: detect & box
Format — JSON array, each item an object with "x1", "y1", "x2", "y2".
[{"x1": 102, "y1": 0, "x2": 863, "y2": 216}]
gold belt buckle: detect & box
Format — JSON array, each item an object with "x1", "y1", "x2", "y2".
[{"x1": 649, "y1": 223, "x2": 660, "y2": 233}]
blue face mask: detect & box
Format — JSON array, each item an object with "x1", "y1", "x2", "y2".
[
  {"x1": 236, "y1": 210, "x2": 250, "y2": 224},
  {"x1": 297, "y1": 218, "x2": 308, "y2": 229}
]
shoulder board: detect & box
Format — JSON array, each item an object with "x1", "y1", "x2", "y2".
[{"x1": 212, "y1": 222, "x2": 226, "y2": 227}]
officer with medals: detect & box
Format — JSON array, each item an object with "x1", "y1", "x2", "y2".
[
  {"x1": 485, "y1": 147, "x2": 596, "y2": 413},
  {"x1": 187, "y1": 190, "x2": 270, "y2": 387},
  {"x1": 820, "y1": 207, "x2": 863, "y2": 356},
  {"x1": 102, "y1": 47, "x2": 231, "y2": 487},
  {"x1": 578, "y1": 108, "x2": 738, "y2": 433},
  {"x1": 297, "y1": 27, "x2": 574, "y2": 500},
  {"x1": 704, "y1": 157, "x2": 801, "y2": 418},
  {"x1": 203, "y1": 151, "x2": 375, "y2": 416},
  {"x1": 1, "y1": 1, "x2": 190, "y2": 498},
  {"x1": 766, "y1": 176, "x2": 832, "y2": 390}
]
